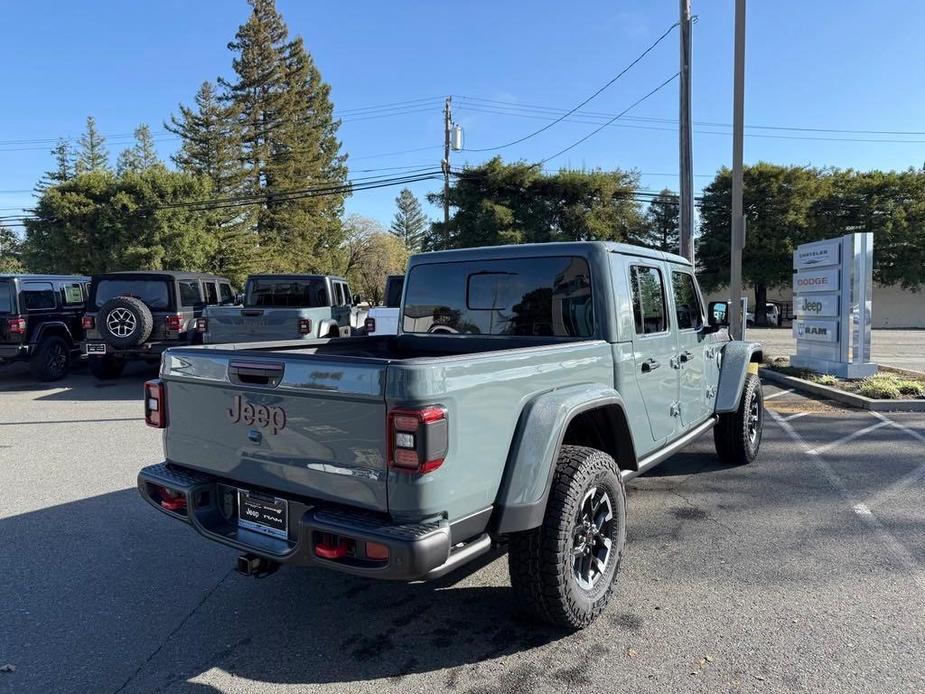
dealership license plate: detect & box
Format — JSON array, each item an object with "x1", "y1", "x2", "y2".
[
  {"x1": 85, "y1": 343, "x2": 107, "y2": 355},
  {"x1": 237, "y1": 490, "x2": 288, "y2": 540}
]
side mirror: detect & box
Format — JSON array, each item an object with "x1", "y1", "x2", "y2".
[
  {"x1": 235, "y1": 293, "x2": 245, "y2": 305},
  {"x1": 352, "y1": 293, "x2": 362, "y2": 306},
  {"x1": 707, "y1": 301, "x2": 729, "y2": 328}
]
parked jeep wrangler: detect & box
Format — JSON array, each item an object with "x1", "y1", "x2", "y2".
[
  {"x1": 200, "y1": 274, "x2": 365, "y2": 344},
  {"x1": 0, "y1": 274, "x2": 89, "y2": 381},
  {"x1": 82, "y1": 271, "x2": 235, "y2": 379},
  {"x1": 138, "y1": 242, "x2": 763, "y2": 628}
]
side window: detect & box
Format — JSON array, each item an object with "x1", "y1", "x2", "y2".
[
  {"x1": 60, "y1": 282, "x2": 85, "y2": 306},
  {"x1": 21, "y1": 282, "x2": 57, "y2": 311},
  {"x1": 203, "y1": 281, "x2": 219, "y2": 305},
  {"x1": 630, "y1": 266, "x2": 667, "y2": 335},
  {"x1": 178, "y1": 280, "x2": 202, "y2": 307},
  {"x1": 219, "y1": 283, "x2": 235, "y2": 305},
  {"x1": 333, "y1": 283, "x2": 345, "y2": 306},
  {"x1": 672, "y1": 271, "x2": 703, "y2": 330}
]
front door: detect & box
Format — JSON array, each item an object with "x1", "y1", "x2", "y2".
[
  {"x1": 628, "y1": 263, "x2": 679, "y2": 443},
  {"x1": 669, "y1": 268, "x2": 709, "y2": 427}
]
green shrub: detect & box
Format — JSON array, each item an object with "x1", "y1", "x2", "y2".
[
  {"x1": 812, "y1": 374, "x2": 839, "y2": 387},
  {"x1": 857, "y1": 377, "x2": 901, "y2": 400}
]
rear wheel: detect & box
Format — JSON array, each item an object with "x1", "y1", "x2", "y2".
[
  {"x1": 714, "y1": 372, "x2": 763, "y2": 465},
  {"x1": 508, "y1": 445, "x2": 626, "y2": 629},
  {"x1": 88, "y1": 355, "x2": 126, "y2": 380},
  {"x1": 30, "y1": 336, "x2": 71, "y2": 381}
]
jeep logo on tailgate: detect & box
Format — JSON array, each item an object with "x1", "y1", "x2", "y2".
[{"x1": 227, "y1": 395, "x2": 287, "y2": 434}]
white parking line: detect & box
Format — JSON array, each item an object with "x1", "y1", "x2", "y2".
[
  {"x1": 768, "y1": 409, "x2": 925, "y2": 594},
  {"x1": 805, "y1": 420, "x2": 891, "y2": 456},
  {"x1": 763, "y1": 388, "x2": 794, "y2": 401}
]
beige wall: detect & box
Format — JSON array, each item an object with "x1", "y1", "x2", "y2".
[{"x1": 702, "y1": 284, "x2": 925, "y2": 329}]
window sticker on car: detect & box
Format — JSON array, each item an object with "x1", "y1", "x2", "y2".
[{"x1": 64, "y1": 285, "x2": 83, "y2": 304}]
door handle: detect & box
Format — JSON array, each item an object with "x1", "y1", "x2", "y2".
[
  {"x1": 641, "y1": 358, "x2": 660, "y2": 373},
  {"x1": 679, "y1": 350, "x2": 694, "y2": 363}
]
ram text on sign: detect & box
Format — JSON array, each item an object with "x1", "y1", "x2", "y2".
[
  {"x1": 793, "y1": 239, "x2": 840, "y2": 270},
  {"x1": 795, "y1": 294, "x2": 839, "y2": 318},
  {"x1": 793, "y1": 319, "x2": 839, "y2": 343},
  {"x1": 793, "y1": 267, "x2": 839, "y2": 293}
]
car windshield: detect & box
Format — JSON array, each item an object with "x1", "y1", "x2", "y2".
[
  {"x1": 94, "y1": 279, "x2": 170, "y2": 310},
  {"x1": 402, "y1": 256, "x2": 594, "y2": 337},
  {"x1": 0, "y1": 280, "x2": 13, "y2": 313},
  {"x1": 245, "y1": 278, "x2": 328, "y2": 308}
]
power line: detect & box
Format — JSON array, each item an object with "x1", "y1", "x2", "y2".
[
  {"x1": 461, "y1": 22, "x2": 680, "y2": 153},
  {"x1": 539, "y1": 73, "x2": 680, "y2": 164}
]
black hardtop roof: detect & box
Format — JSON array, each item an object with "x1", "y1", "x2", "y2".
[
  {"x1": 91, "y1": 270, "x2": 231, "y2": 281},
  {"x1": 0, "y1": 273, "x2": 89, "y2": 281},
  {"x1": 247, "y1": 273, "x2": 346, "y2": 282}
]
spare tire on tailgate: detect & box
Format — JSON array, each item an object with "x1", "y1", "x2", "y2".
[{"x1": 98, "y1": 296, "x2": 154, "y2": 348}]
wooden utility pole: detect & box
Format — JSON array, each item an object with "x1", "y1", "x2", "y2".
[
  {"x1": 729, "y1": 0, "x2": 746, "y2": 338},
  {"x1": 442, "y1": 96, "x2": 452, "y2": 249},
  {"x1": 679, "y1": 0, "x2": 694, "y2": 262}
]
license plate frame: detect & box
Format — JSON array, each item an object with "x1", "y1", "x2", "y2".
[
  {"x1": 237, "y1": 489, "x2": 288, "y2": 540},
  {"x1": 85, "y1": 343, "x2": 107, "y2": 355}
]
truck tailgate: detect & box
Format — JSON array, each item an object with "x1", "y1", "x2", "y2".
[
  {"x1": 160, "y1": 348, "x2": 389, "y2": 511},
  {"x1": 204, "y1": 307, "x2": 307, "y2": 343}
]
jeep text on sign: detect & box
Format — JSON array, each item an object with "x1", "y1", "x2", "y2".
[
  {"x1": 793, "y1": 267, "x2": 839, "y2": 293},
  {"x1": 794, "y1": 294, "x2": 839, "y2": 318},
  {"x1": 793, "y1": 319, "x2": 838, "y2": 343},
  {"x1": 793, "y1": 239, "x2": 840, "y2": 270}
]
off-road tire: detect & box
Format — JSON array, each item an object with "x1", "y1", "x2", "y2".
[
  {"x1": 714, "y1": 372, "x2": 763, "y2": 465},
  {"x1": 98, "y1": 296, "x2": 154, "y2": 349},
  {"x1": 508, "y1": 445, "x2": 626, "y2": 629},
  {"x1": 88, "y1": 355, "x2": 126, "y2": 380},
  {"x1": 30, "y1": 335, "x2": 71, "y2": 381}
]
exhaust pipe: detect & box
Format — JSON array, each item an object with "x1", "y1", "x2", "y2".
[{"x1": 235, "y1": 553, "x2": 280, "y2": 578}]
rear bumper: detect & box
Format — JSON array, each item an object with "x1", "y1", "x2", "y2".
[
  {"x1": 0, "y1": 344, "x2": 28, "y2": 361},
  {"x1": 137, "y1": 463, "x2": 475, "y2": 581},
  {"x1": 83, "y1": 341, "x2": 172, "y2": 359}
]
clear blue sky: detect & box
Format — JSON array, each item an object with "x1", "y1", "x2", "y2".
[{"x1": 3, "y1": 0, "x2": 925, "y2": 234}]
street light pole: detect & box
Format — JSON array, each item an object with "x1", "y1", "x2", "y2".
[
  {"x1": 679, "y1": 0, "x2": 694, "y2": 262},
  {"x1": 729, "y1": 0, "x2": 746, "y2": 339}
]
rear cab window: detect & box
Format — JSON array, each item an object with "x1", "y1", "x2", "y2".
[
  {"x1": 246, "y1": 278, "x2": 328, "y2": 308},
  {"x1": 21, "y1": 281, "x2": 57, "y2": 311},
  {"x1": 0, "y1": 280, "x2": 13, "y2": 313},
  {"x1": 671, "y1": 271, "x2": 703, "y2": 331},
  {"x1": 630, "y1": 266, "x2": 668, "y2": 335},
  {"x1": 93, "y1": 279, "x2": 170, "y2": 311},
  {"x1": 384, "y1": 276, "x2": 404, "y2": 308},
  {"x1": 403, "y1": 256, "x2": 593, "y2": 337}
]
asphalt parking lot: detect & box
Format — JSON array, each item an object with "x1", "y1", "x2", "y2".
[{"x1": 1, "y1": 366, "x2": 923, "y2": 694}]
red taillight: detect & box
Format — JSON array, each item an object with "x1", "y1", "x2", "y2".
[
  {"x1": 144, "y1": 379, "x2": 167, "y2": 428},
  {"x1": 364, "y1": 317, "x2": 376, "y2": 334},
  {"x1": 196, "y1": 317, "x2": 208, "y2": 333},
  {"x1": 152, "y1": 485, "x2": 186, "y2": 512},
  {"x1": 298, "y1": 318, "x2": 312, "y2": 335},
  {"x1": 314, "y1": 535, "x2": 355, "y2": 560},
  {"x1": 6, "y1": 316, "x2": 26, "y2": 335},
  {"x1": 81, "y1": 315, "x2": 95, "y2": 330},
  {"x1": 388, "y1": 405, "x2": 448, "y2": 473},
  {"x1": 165, "y1": 314, "x2": 183, "y2": 331}
]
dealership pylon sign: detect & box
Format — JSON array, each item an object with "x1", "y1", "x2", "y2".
[{"x1": 791, "y1": 233, "x2": 876, "y2": 378}]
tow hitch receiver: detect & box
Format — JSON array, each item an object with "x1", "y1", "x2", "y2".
[{"x1": 235, "y1": 553, "x2": 280, "y2": 578}]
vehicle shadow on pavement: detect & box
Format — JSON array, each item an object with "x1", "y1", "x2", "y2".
[
  {"x1": 1, "y1": 489, "x2": 570, "y2": 694},
  {"x1": 0, "y1": 364, "x2": 155, "y2": 402}
]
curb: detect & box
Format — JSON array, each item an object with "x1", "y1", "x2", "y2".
[{"x1": 759, "y1": 368, "x2": 925, "y2": 412}]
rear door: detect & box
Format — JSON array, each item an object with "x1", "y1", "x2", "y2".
[
  {"x1": 161, "y1": 349, "x2": 390, "y2": 511},
  {"x1": 627, "y1": 262, "x2": 680, "y2": 442},
  {"x1": 0, "y1": 279, "x2": 17, "y2": 346},
  {"x1": 669, "y1": 267, "x2": 709, "y2": 427},
  {"x1": 330, "y1": 280, "x2": 352, "y2": 334}
]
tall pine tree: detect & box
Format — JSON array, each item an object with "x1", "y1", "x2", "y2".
[
  {"x1": 637, "y1": 189, "x2": 680, "y2": 252},
  {"x1": 36, "y1": 138, "x2": 74, "y2": 192},
  {"x1": 117, "y1": 124, "x2": 162, "y2": 174},
  {"x1": 75, "y1": 116, "x2": 109, "y2": 174},
  {"x1": 167, "y1": 81, "x2": 258, "y2": 284},
  {"x1": 222, "y1": 0, "x2": 348, "y2": 272},
  {"x1": 390, "y1": 188, "x2": 428, "y2": 252}
]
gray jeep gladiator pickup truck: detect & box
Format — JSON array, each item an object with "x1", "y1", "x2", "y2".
[
  {"x1": 138, "y1": 241, "x2": 763, "y2": 628},
  {"x1": 200, "y1": 274, "x2": 364, "y2": 344}
]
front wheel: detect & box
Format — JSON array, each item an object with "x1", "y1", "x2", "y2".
[
  {"x1": 508, "y1": 445, "x2": 626, "y2": 629},
  {"x1": 714, "y1": 372, "x2": 763, "y2": 465},
  {"x1": 30, "y1": 336, "x2": 71, "y2": 381},
  {"x1": 88, "y1": 356, "x2": 126, "y2": 380}
]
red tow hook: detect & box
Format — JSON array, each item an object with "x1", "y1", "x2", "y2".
[
  {"x1": 160, "y1": 495, "x2": 187, "y2": 512},
  {"x1": 315, "y1": 537, "x2": 352, "y2": 559}
]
